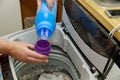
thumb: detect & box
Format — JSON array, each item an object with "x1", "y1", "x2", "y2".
[
  {"x1": 37, "y1": 0, "x2": 42, "y2": 10},
  {"x1": 46, "y1": 0, "x2": 54, "y2": 9},
  {"x1": 26, "y1": 43, "x2": 34, "y2": 50}
]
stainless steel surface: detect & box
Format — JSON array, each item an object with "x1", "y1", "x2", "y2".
[{"x1": 93, "y1": 0, "x2": 120, "y2": 7}]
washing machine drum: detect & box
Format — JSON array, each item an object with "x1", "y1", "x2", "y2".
[
  {"x1": 6, "y1": 24, "x2": 91, "y2": 80},
  {"x1": 13, "y1": 46, "x2": 80, "y2": 80}
]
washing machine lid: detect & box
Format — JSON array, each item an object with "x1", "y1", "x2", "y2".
[{"x1": 62, "y1": 0, "x2": 120, "y2": 73}]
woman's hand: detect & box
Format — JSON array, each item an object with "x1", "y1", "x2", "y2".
[
  {"x1": 37, "y1": 0, "x2": 54, "y2": 10},
  {"x1": 8, "y1": 41, "x2": 48, "y2": 63}
]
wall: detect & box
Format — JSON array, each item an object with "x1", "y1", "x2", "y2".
[{"x1": 0, "y1": 0, "x2": 22, "y2": 36}]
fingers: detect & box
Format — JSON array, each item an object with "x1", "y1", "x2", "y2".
[
  {"x1": 26, "y1": 57, "x2": 48, "y2": 63},
  {"x1": 37, "y1": 0, "x2": 42, "y2": 10},
  {"x1": 27, "y1": 51, "x2": 48, "y2": 63},
  {"x1": 37, "y1": 0, "x2": 54, "y2": 10},
  {"x1": 28, "y1": 52, "x2": 49, "y2": 63},
  {"x1": 20, "y1": 50, "x2": 48, "y2": 63},
  {"x1": 46, "y1": 0, "x2": 54, "y2": 9},
  {"x1": 27, "y1": 43, "x2": 34, "y2": 50},
  {"x1": 25, "y1": 42, "x2": 49, "y2": 63},
  {"x1": 27, "y1": 44, "x2": 48, "y2": 59},
  {"x1": 28, "y1": 49, "x2": 48, "y2": 59}
]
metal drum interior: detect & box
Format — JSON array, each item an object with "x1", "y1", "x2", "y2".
[{"x1": 12, "y1": 46, "x2": 80, "y2": 80}]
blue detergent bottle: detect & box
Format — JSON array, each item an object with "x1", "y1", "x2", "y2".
[{"x1": 35, "y1": 0, "x2": 57, "y2": 40}]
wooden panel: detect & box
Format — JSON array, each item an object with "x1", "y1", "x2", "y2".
[{"x1": 57, "y1": 0, "x2": 63, "y2": 22}]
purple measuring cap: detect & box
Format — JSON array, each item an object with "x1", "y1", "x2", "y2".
[{"x1": 34, "y1": 40, "x2": 51, "y2": 56}]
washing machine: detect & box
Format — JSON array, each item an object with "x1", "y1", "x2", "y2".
[{"x1": 0, "y1": 0, "x2": 120, "y2": 80}]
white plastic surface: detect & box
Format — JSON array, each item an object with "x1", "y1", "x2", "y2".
[
  {"x1": 3, "y1": 23, "x2": 98, "y2": 80},
  {"x1": 0, "y1": 0, "x2": 22, "y2": 36}
]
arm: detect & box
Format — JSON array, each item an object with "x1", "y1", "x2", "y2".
[{"x1": 0, "y1": 38, "x2": 48, "y2": 63}]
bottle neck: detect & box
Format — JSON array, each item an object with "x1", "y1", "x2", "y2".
[{"x1": 40, "y1": 28, "x2": 49, "y2": 40}]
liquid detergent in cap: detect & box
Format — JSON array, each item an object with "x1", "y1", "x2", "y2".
[
  {"x1": 34, "y1": 40, "x2": 51, "y2": 56},
  {"x1": 35, "y1": 0, "x2": 57, "y2": 40}
]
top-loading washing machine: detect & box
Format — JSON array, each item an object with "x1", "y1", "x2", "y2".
[{"x1": 0, "y1": 0, "x2": 120, "y2": 80}]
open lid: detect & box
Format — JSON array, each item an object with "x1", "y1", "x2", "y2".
[{"x1": 62, "y1": 0, "x2": 120, "y2": 76}]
